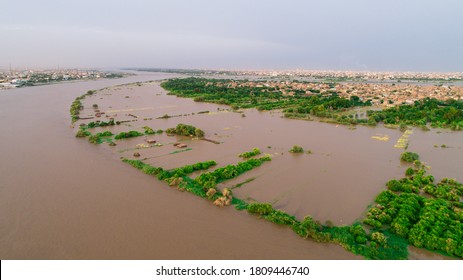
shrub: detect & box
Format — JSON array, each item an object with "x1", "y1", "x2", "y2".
[
  {"x1": 289, "y1": 145, "x2": 304, "y2": 153},
  {"x1": 75, "y1": 129, "x2": 90, "y2": 137},
  {"x1": 401, "y1": 151, "x2": 419, "y2": 163},
  {"x1": 265, "y1": 210, "x2": 297, "y2": 225},
  {"x1": 166, "y1": 124, "x2": 205, "y2": 137},
  {"x1": 114, "y1": 130, "x2": 144, "y2": 140},
  {"x1": 247, "y1": 203, "x2": 273, "y2": 215},
  {"x1": 405, "y1": 167, "x2": 415, "y2": 176},
  {"x1": 239, "y1": 148, "x2": 261, "y2": 158},
  {"x1": 364, "y1": 218, "x2": 382, "y2": 229},
  {"x1": 371, "y1": 232, "x2": 387, "y2": 245},
  {"x1": 194, "y1": 128, "x2": 205, "y2": 138},
  {"x1": 143, "y1": 126, "x2": 155, "y2": 134}
]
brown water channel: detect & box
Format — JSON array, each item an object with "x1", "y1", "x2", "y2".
[{"x1": 1, "y1": 72, "x2": 461, "y2": 259}]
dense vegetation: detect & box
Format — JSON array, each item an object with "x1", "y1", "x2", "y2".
[
  {"x1": 86, "y1": 119, "x2": 116, "y2": 128},
  {"x1": 245, "y1": 203, "x2": 408, "y2": 259},
  {"x1": 400, "y1": 151, "x2": 420, "y2": 163},
  {"x1": 367, "y1": 98, "x2": 463, "y2": 130},
  {"x1": 114, "y1": 130, "x2": 144, "y2": 140},
  {"x1": 166, "y1": 123, "x2": 205, "y2": 138},
  {"x1": 364, "y1": 164, "x2": 463, "y2": 258}
]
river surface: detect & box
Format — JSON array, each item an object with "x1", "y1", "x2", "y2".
[
  {"x1": 1, "y1": 71, "x2": 461, "y2": 260},
  {"x1": 0, "y1": 72, "x2": 358, "y2": 259}
]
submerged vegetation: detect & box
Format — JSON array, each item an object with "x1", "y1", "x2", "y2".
[
  {"x1": 75, "y1": 128, "x2": 91, "y2": 138},
  {"x1": 70, "y1": 90, "x2": 96, "y2": 122},
  {"x1": 70, "y1": 82, "x2": 463, "y2": 260},
  {"x1": 289, "y1": 145, "x2": 304, "y2": 153},
  {"x1": 86, "y1": 119, "x2": 116, "y2": 128},
  {"x1": 401, "y1": 151, "x2": 420, "y2": 163},
  {"x1": 88, "y1": 131, "x2": 113, "y2": 144},
  {"x1": 120, "y1": 140, "x2": 462, "y2": 259},
  {"x1": 166, "y1": 123, "x2": 205, "y2": 138},
  {"x1": 114, "y1": 130, "x2": 144, "y2": 140},
  {"x1": 122, "y1": 153, "x2": 271, "y2": 208},
  {"x1": 238, "y1": 148, "x2": 261, "y2": 158}
]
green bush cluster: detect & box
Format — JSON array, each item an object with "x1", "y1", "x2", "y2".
[
  {"x1": 88, "y1": 131, "x2": 113, "y2": 144},
  {"x1": 239, "y1": 148, "x2": 261, "y2": 158},
  {"x1": 401, "y1": 151, "x2": 419, "y2": 163},
  {"x1": 289, "y1": 145, "x2": 304, "y2": 153},
  {"x1": 114, "y1": 130, "x2": 144, "y2": 140},
  {"x1": 75, "y1": 129, "x2": 90, "y2": 138},
  {"x1": 246, "y1": 203, "x2": 297, "y2": 225},
  {"x1": 166, "y1": 123, "x2": 205, "y2": 137},
  {"x1": 242, "y1": 201, "x2": 408, "y2": 259},
  {"x1": 87, "y1": 119, "x2": 115, "y2": 128},
  {"x1": 423, "y1": 178, "x2": 462, "y2": 202},
  {"x1": 157, "y1": 160, "x2": 218, "y2": 180},
  {"x1": 143, "y1": 126, "x2": 156, "y2": 134}
]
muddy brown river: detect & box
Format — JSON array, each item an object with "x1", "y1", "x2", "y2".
[{"x1": 1, "y1": 71, "x2": 461, "y2": 259}]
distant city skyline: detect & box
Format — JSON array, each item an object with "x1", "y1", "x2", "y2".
[{"x1": 1, "y1": 0, "x2": 462, "y2": 72}]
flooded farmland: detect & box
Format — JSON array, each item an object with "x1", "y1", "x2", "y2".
[{"x1": 1, "y1": 71, "x2": 461, "y2": 259}]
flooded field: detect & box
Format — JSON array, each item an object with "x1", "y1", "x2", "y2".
[
  {"x1": 1, "y1": 71, "x2": 461, "y2": 259},
  {"x1": 79, "y1": 80, "x2": 463, "y2": 225},
  {"x1": 0, "y1": 72, "x2": 357, "y2": 259}
]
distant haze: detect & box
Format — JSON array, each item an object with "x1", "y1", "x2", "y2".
[{"x1": 1, "y1": 0, "x2": 462, "y2": 72}]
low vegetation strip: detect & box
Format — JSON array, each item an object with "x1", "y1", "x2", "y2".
[
  {"x1": 238, "y1": 148, "x2": 261, "y2": 158},
  {"x1": 70, "y1": 90, "x2": 97, "y2": 123}
]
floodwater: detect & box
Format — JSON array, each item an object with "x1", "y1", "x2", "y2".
[
  {"x1": 0, "y1": 72, "x2": 358, "y2": 259},
  {"x1": 82, "y1": 81, "x2": 463, "y2": 225},
  {"x1": 1, "y1": 71, "x2": 461, "y2": 260}
]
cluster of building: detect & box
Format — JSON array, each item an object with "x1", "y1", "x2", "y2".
[
  {"x1": 217, "y1": 69, "x2": 463, "y2": 82},
  {"x1": 0, "y1": 69, "x2": 123, "y2": 89},
  {"x1": 214, "y1": 80, "x2": 463, "y2": 107}
]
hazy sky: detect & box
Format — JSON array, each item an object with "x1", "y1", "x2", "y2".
[{"x1": 1, "y1": 0, "x2": 462, "y2": 71}]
